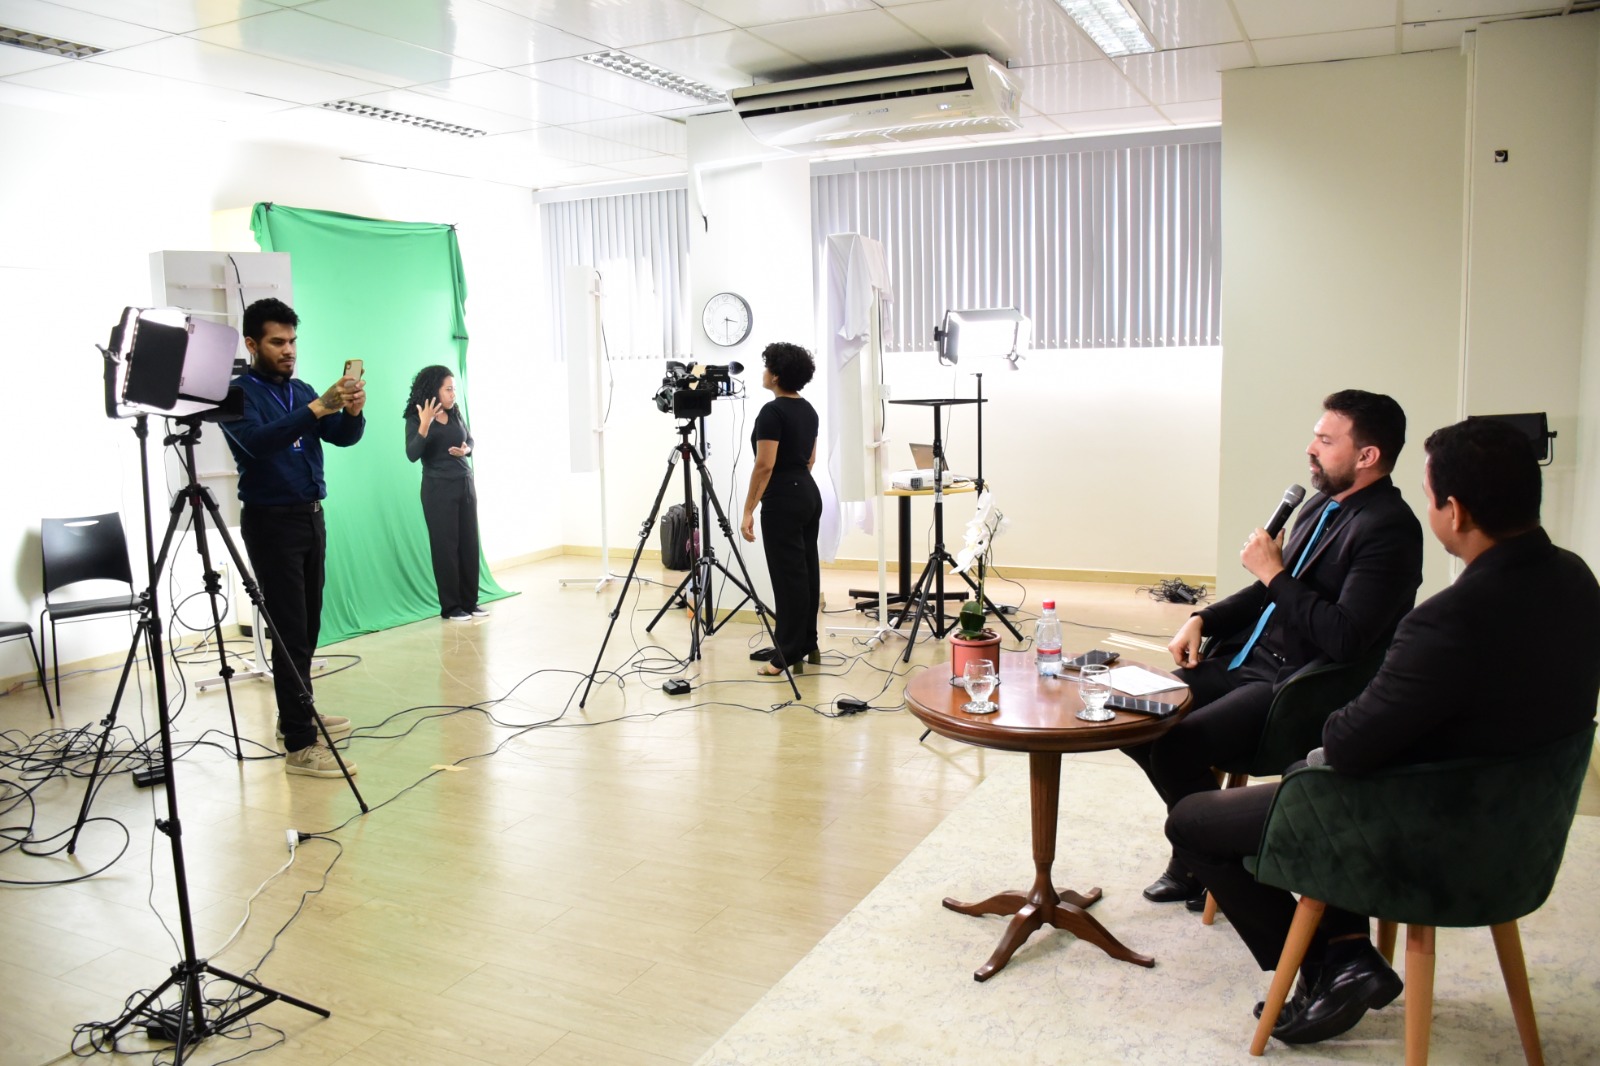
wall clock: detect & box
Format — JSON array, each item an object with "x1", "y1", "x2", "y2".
[{"x1": 702, "y1": 292, "x2": 753, "y2": 347}]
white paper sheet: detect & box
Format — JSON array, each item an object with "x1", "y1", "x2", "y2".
[{"x1": 1106, "y1": 665, "x2": 1188, "y2": 696}]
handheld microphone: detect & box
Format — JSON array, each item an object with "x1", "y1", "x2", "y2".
[{"x1": 1264, "y1": 484, "x2": 1307, "y2": 538}]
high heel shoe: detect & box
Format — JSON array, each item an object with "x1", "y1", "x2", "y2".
[
  {"x1": 805, "y1": 647, "x2": 822, "y2": 665},
  {"x1": 757, "y1": 661, "x2": 804, "y2": 677}
]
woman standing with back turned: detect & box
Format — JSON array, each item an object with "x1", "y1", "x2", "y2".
[
  {"x1": 741, "y1": 342, "x2": 822, "y2": 675},
  {"x1": 404, "y1": 365, "x2": 486, "y2": 622}
]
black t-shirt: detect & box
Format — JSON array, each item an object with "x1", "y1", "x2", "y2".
[{"x1": 751, "y1": 396, "x2": 817, "y2": 474}]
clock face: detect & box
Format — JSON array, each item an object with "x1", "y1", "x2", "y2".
[{"x1": 702, "y1": 292, "x2": 752, "y2": 347}]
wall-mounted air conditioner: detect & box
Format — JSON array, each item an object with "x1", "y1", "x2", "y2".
[{"x1": 729, "y1": 55, "x2": 1022, "y2": 151}]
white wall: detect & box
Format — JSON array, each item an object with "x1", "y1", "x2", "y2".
[
  {"x1": 1220, "y1": 51, "x2": 1470, "y2": 598},
  {"x1": 1581, "y1": 30, "x2": 1600, "y2": 571},
  {"x1": 0, "y1": 98, "x2": 552, "y2": 680}
]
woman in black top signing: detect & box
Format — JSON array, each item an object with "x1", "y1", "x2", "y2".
[
  {"x1": 741, "y1": 342, "x2": 822, "y2": 676},
  {"x1": 404, "y1": 365, "x2": 484, "y2": 622}
]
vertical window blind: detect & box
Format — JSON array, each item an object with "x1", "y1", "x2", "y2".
[
  {"x1": 542, "y1": 188, "x2": 691, "y2": 361},
  {"x1": 812, "y1": 138, "x2": 1221, "y2": 350}
]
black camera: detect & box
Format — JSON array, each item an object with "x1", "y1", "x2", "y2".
[{"x1": 653, "y1": 360, "x2": 743, "y2": 419}]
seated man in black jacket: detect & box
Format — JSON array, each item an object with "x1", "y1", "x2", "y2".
[
  {"x1": 1166, "y1": 417, "x2": 1600, "y2": 1045},
  {"x1": 1128, "y1": 390, "x2": 1424, "y2": 905}
]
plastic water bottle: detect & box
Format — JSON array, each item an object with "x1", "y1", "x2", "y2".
[{"x1": 1035, "y1": 600, "x2": 1063, "y2": 676}]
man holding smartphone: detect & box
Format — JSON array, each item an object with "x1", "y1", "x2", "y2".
[{"x1": 222, "y1": 298, "x2": 366, "y2": 778}]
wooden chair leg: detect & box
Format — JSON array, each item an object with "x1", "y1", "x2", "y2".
[
  {"x1": 1491, "y1": 922, "x2": 1544, "y2": 1066},
  {"x1": 1202, "y1": 891, "x2": 1219, "y2": 925},
  {"x1": 1251, "y1": 896, "x2": 1325, "y2": 1056},
  {"x1": 1405, "y1": 924, "x2": 1436, "y2": 1066},
  {"x1": 1377, "y1": 918, "x2": 1397, "y2": 965}
]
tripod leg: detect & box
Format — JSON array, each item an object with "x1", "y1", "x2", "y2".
[
  {"x1": 581, "y1": 444, "x2": 685, "y2": 707},
  {"x1": 900, "y1": 557, "x2": 943, "y2": 664},
  {"x1": 950, "y1": 556, "x2": 1024, "y2": 641},
  {"x1": 67, "y1": 620, "x2": 147, "y2": 854},
  {"x1": 684, "y1": 447, "x2": 799, "y2": 700},
  {"x1": 183, "y1": 471, "x2": 245, "y2": 760},
  {"x1": 646, "y1": 567, "x2": 696, "y2": 632}
]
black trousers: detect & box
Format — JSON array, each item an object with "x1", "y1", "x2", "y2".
[
  {"x1": 1167, "y1": 781, "x2": 1368, "y2": 971},
  {"x1": 421, "y1": 476, "x2": 481, "y2": 616},
  {"x1": 240, "y1": 506, "x2": 325, "y2": 753},
  {"x1": 758, "y1": 473, "x2": 821, "y2": 669},
  {"x1": 1123, "y1": 650, "x2": 1280, "y2": 809}
]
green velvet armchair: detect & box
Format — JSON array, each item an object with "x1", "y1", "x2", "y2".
[
  {"x1": 1200, "y1": 644, "x2": 1389, "y2": 925},
  {"x1": 1246, "y1": 723, "x2": 1595, "y2": 1064}
]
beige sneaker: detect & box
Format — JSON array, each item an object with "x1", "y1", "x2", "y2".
[
  {"x1": 275, "y1": 714, "x2": 353, "y2": 741},
  {"x1": 284, "y1": 743, "x2": 358, "y2": 778}
]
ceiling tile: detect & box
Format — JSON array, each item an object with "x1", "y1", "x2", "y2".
[
  {"x1": 609, "y1": 153, "x2": 689, "y2": 176},
  {"x1": 1402, "y1": 15, "x2": 1485, "y2": 51},
  {"x1": 33, "y1": 0, "x2": 276, "y2": 34},
  {"x1": 562, "y1": 112, "x2": 688, "y2": 154},
  {"x1": 745, "y1": 8, "x2": 943, "y2": 67},
  {"x1": 297, "y1": 0, "x2": 602, "y2": 69},
  {"x1": 409, "y1": 69, "x2": 634, "y2": 124},
  {"x1": 342, "y1": 86, "x2": 539, "y2": 134},
  {"x1": 231, "y1": 100, "x2": 468, "y2": 154},
  {"x1": 0, "y1": 42, "x2": 68, "y2": 76},
  {"x1": 0, "y1": 0, "x2": 169, "y2": 49},
  {"x1": 513, "y1": 54, "x2": 713, "y2": 112},
  {"x1": 189, "y1": 9, "x2": 492, "y2": 87},
  {"x1": 1253, "y1": 26, "x2": 1397, "y2": 67},
  {"x1": 1052, "y1": 103, "x2": 1169, "y2": 133},
  {"x1": 92, "y1": 35, "x2": 389, "y2": 104},
  {"x1": 7, "y1": 58, "x2": 292, "y2": 119},
  {"x1": 1115, "y1": 42, "x2": 1252, "y2": 104},
  {"x1": 516, "y1": 124, "x2": 657, "y2": 164},
  {"x1": 1403, "y1": 2, "x2": 1560, "y2": 20},
  {"x1": 694, "y1": 0, "x2": 874, "y2": 26},
  {"x1": 1129, "y1": 0, "x2": 1245, "y2": 49},
  {"x1": 1231, "y1": 0, "x2": 1395, "y2": 41},
  {"x1": 1014, "y1": 58, "x2": 1147, "y2": 115},
  {"x1": 624, "y1": 29, "x2": 812, "y2": 89},
  {"x1": 477, "y1": 0, "x2": 734, "y2": 50},
  {"x1": 1157, "y1": 98, "x2": 1222, "y2": 125},
  {"x1": 886, "y1": 0, "x2": 1103, "y2": 67}
]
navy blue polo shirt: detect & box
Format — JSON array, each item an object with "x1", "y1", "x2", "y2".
[{"x1": 222, "y1": 368, "x2": 365, "y2": 506}]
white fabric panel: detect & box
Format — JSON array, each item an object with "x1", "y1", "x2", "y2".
[{"x1": 811, "y1": 139, "x2": 1221, "y2": 351}]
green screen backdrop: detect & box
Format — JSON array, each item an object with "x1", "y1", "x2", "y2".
[{"x1": 251, "y1": 203, "x2": 509, "y2": 643}]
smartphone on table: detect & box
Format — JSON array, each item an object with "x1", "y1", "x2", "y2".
[
  {"x1": 1066, "y1": 649, "x2": 1119, "y2": 668},
  {"x1": 1105, "y1": 695, "x2": 1179, "y2": 718}
]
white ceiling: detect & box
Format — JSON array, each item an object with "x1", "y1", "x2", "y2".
[{"x1": 0, "y1": 0, "x2": 1590, "y2": 190}]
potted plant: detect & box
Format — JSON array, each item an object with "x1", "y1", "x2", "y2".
[{"x1": 948, "y1": 492, "x2": 1004, "y2": 681}]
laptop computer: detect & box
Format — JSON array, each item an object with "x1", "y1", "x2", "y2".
[{"x1": 890, "y1": 443, "x2": 971, "y2": 489}]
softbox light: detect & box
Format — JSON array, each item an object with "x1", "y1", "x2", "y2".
[
  {"x1": 103, "y1": 308, "x2": 240, "y2": 419},
  {"x1": 933, "y1": 307, "x2": 1031, "y2": 368}
]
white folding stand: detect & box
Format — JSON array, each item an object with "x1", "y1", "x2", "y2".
[
  {"x1": 560, "y1": 265, "x2": 625, "y2": 592},
  {"x1": 823, "y1": 235, "x2": 901, "y2": 648}
]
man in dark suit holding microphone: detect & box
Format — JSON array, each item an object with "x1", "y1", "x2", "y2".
[{"x1": 1126, "y1": 390, "x2": 1425, "y2": 904}]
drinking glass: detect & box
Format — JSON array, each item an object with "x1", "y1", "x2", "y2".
[
  {"x1": 961, "y1": 659, "x2": 998, "y2": 714},
  {"x1": 1076, "y1": 663, "x2": 1114, "y2": 721}
]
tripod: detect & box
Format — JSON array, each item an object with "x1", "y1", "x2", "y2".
[
  {"x1": 68, "y1": 418, "x2": 365, "y2": 853},
  {"x1": 84, "y1": 414, "x2": 329, "y2": 1061},
  {"x1": 580, "y1": 421, "x2": 799, "y2": 706},
  {"x1": 890, "y1": 398, "x2": 1022, "y2": 663}
]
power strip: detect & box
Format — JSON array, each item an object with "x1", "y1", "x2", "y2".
[{"x1": 132, "y1": 766, "x2": 167, "y2": 788}]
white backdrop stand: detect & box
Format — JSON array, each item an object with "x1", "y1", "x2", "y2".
[{"x1": 560, "y1": 265, "x2": 625, "y2": 592}]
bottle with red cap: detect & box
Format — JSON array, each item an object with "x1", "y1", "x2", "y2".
[{"x1": 1035, "y1": 600, "x2": 1063, "y2": 676}]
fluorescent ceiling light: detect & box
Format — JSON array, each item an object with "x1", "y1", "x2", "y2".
[
  {"x1": 0, "y1": 25, "x2": 103, "y2": 59},
  {"x1": 577, "y1": 51, "x2": 724, "y2": 105},
  {"x1": 320, "y1": 100, "x2": 486, "y2": 138},
  {"x1": 1054, "y1": 0, "x2": 1156, "y2": 58}
]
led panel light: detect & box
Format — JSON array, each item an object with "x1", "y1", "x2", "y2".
[
  {"x1": 576, "y1": 50, "x2": 724, "y2": 105},
  {"x1": 0, "y1": 25, "x2": 104, "y2": 59},
  {"x1": 1054, "y1": 0, "x2": 1156, "y2": 58},
  {"x1": 319, "y1": 100, "x2": 486, "y2": 138}
]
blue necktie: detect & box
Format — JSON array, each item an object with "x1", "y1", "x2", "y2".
[{"x1": 1227, "y1": 500, "x2": 1341, "y2": 670}]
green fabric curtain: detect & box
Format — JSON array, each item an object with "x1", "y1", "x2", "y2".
[{"x1": 251, "y1": 203, "x2": 509, "y2": 643}]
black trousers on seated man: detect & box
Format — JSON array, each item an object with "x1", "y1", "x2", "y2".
[
  {"x1": 1124, "y1": 645, "x2": 1281, "y2": 810},
  {"x1": 240, "y1": 505, "x2": 325, "y2": 753},
  {"x1": 1166, "y1": 779, "x2": 1367, "y2": 971}
]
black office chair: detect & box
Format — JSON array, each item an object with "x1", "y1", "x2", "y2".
[
  {"x1": 0, "y1": 620, "x2": 54, "y2": 719},
  {"x1": 39, "y1": 513, "x2": 140, "y2": 705}
]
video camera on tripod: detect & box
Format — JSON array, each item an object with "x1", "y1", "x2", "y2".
[{"x1": 652, "y1": 359, "x2": 743, "y2": 420}]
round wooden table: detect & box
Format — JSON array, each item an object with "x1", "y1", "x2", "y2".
[{"x1": 906, "y1": 650, "x2": 1192, "y2": 981}]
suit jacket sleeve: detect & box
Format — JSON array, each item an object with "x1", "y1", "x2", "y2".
[
  {"x1": 1196, "y1": 581, "x2": 1269, "y2": 641},
  {"x1": 1259, "y1": 497, "x2": 1422, "y2": 663}
]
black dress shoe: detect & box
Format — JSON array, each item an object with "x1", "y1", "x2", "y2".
[
  {"x1": 1254, "y1": 974, "x2": 1314, "y2": 1020},
  {"x1": 1272, "y1": 943, "x2": 1402, "y2": 1045},
  {"x1": 1143, "y1": 871, "x2": 1201, "y2": 902},
  {"x1": 1184, "y1": 891, "x2": 1209, "y2": 912}
]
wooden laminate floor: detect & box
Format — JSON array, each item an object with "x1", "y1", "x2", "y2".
[{"x1": 0, "y1": 555, "x2": 1591, "y2": 1066}]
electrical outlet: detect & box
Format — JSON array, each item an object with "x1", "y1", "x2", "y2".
[{"x1": 285, "y1": 829, "x2": 298, "y2": 852}]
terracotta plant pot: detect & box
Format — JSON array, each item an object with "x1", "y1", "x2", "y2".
[{"x1": 949, "y1": 629, "x2": 1002, "y2": 684}]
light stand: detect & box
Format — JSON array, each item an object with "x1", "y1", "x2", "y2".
[
  {"x1": 86, "y1": 414, "x2": 328, "y2": 1060},
  {"x1": 579, "y1": 420, "x2": 798, "y2": 707}
]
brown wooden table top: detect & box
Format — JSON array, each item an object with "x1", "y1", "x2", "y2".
[{"x1": 905, "y1": 650, "x2": 1192, "y2": 753}]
